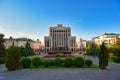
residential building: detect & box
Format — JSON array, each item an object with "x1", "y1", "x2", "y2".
[
  {"x1": 92, "y1": 33, "x2": 120, "y2": 46},
  {"x1": 44, "y1": 24, "x2": 76, "y2": 54},
  {"x1": 77, "y1": 38, "x2": 86, "y2": 52},
  {"x1": 4, "y1": 37, "x2": 32, "y2": 49}
]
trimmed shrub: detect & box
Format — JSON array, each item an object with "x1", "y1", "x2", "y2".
[
  {"x1": 64, "y1": 58, "x2": 73, "y2": 67},
  {"x1": 99, "y1": 42, "x2": 108, "y2": 69},
  {"x1": 50, "y1": 59, "x2": 55, "y2": 66},
  {"x1": 74, "y1": 57, "x2": 84, "y2": 68},
  {"x1": 32, "y1": 57, "x2": 42, "y2": 67},
  {"x1": 54, "y1": 58, "x2": 63, "y2": 67},
  {"x1": 0, "y1": 57, "x2": 5, "y2": 64},
  {"x1": 5, "y1": 46, "x2": 21, "y2": 71},
  {"x1": 85, "y1": 59, "x2": 93, "y2": 67},
  {"x1": 113, "y1": 56, "x2": 120, "y2": 63},
  {"x1": 43, "y1": 59, "x2": 50, "y2": 67},
  {"x1": 21, "y1": 58, "x2": 31, "y2": 68}
]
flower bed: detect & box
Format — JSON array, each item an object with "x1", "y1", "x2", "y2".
[{"x1": 43, "y1": 54, "x2": 75, "y2": 58}]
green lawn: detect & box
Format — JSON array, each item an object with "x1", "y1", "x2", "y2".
[{"x1": 109, "y1": 58, "x2": 120, "y2": 65}]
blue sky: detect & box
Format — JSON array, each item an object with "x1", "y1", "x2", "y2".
[{"x1": 0, "y1": 0, "x2": 120, "y2": 43}]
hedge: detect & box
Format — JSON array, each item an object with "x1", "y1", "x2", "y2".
[
  {"x1": 32, "y1": 57, "x2": 43, "y2": 67},
  {"x1": 21, "y1": 58, "x2": 31, "y2": 68},
  {"x1": 74, "y1": 57, "x2": 84, "y2": 68},
  {"x1": 85, "y1": 59, "x2": 93, "y2": 67}
]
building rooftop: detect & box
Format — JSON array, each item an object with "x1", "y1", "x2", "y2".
[
  {"x1": 0, "y1": 33, "x2": 4, "y2": 37},
  {"x1": 5, "y1": 37, "x2": 34, "y2": 42},
  {"x1": 103, "y1": 33, "x2": 120, "y2": 35}
]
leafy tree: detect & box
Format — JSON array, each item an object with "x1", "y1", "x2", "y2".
[
  {"x1": 20, "y1": 46, "x2": 26, "y2": 57},
  {"x1": 0, "y1": 34, "x2": 6, "y2": 58},
  {"x1": 86, "y1": 43, "x2": 99, "y2": 56},
  {"x1": 25, "y1": 42, "x2": 33, "y2": 56},
  {"x1": 5, "y1": 46, "x2": 21, "y2": 71},
  {"x1": 113, "y1": 37, "x2": 120, "y2": 57},
  {"x1": 99, "y1": 42, "x2": 108, "y2": 69}
]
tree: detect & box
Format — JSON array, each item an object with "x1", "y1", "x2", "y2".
[
  {"x1": 99, "y1": 42, "x2": 108, "y2": 69},
  {"x1": 25, "y1": 42, "x2": 33, "y2": 56},
  {"x1": 0, "y1": 34, "x2": 6, "y2": 58},
  {"x1": 20, "y1": 46, "x2": 26, "y2": 57},
  {"x1": 5, "y1": 46, "x2": 21, "y2": 71},
  {"x1": 86, "y1": 43, "x2": 99, "y2": 57},
  {"x1": 113, "y1": 37, "x2": 120, "y2": 57}
]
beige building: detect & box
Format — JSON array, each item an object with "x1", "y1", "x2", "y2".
[
  {"x1": 77, "y1": 38, "x2": 86, "y2": 52},
  {"x1": 44, "y1": 24, "x2": 76, "y2": 53},
  {"x1": 31, "y1": 39, "x2": 43, "y2": 52},
  {"x1": 4, "y1": 37, "x2": 43, "y2": 52},
  {"x1": 4, "y1": 37, "x2": 32, "y2": 49},
  {"x1": 92, "y1": 33, "x2": 120, "y2": 46}
]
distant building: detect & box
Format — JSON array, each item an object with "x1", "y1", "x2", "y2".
[
  {"x1": 4, "y1": 37, "x2": 32, "y2": 49},
  {"x1": 4, "y1": 37, "x2": 43, "y2": 52},
  {"x1": 31, "y1": 39, "x2": 43, "y2": 53},
  {"x1": 44, "y1": 24, "x2": 76, "y2": 54},
  {"x1": 92, "y1": 33, "x2": 120, "y2": 46},
  {"x1": 77, "y1": 38, "x2": 86, "y2": 52}
]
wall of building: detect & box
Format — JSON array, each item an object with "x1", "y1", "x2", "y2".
[{"x1": 44, "y1": 24, "x2": 76, "y2": 53}]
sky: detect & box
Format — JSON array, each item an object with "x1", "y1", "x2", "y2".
[{"x1": 0, "y1": 0, "x2": 120, "y2": 44}]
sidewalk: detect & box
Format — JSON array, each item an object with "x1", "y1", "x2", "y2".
[{"x1": 0, "y1": 64, "x2": 7, "y2": 72}]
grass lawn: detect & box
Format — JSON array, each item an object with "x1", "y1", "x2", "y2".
[{"x1": 109, "y1": 58, "x2": 120, "y2": 65}]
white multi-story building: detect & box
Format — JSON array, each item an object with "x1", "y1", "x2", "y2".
[
  {"x1": 92, "y1": 33, "x2": 120, "y2": 46},
  {"x1": 4, "y1": 37, "x2": 32, "y2": 49},
  {"x1": 4, "y1": 37, "x2": 43, "y2": 52},
  {"x1": 44, "y1": 24, "x2": 76, "y2": 53}
]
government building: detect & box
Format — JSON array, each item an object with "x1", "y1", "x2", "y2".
[{"x1": 44, "y1": 24, "x2": 76, "y2": 54}]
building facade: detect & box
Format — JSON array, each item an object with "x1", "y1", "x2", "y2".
[
  {"x1": 4, "y1": 37, "x2": 32, "y2": 49},
  {"x1": 77, "y1": 38, "x2": 86, "y2": 52},
  {"x1": 31, "y1": 39, "x2": 43, "y2": 53},
  {"x1": 4, "y1": 37, "x2": 43, "y2": 52},
  {"x1": 44, "y1": 24, "x2": 76, "y2": 53},
  {"x1": 92, "y1": 33, "x2": 120, "y2": 46}
]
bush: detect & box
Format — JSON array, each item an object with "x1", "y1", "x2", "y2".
[
  {"x1": 74, "y1": 57, "x2": 84, "y2": 68},
  {"x1": 43, "y1": 59, "x2": 50, "y2": 67},
  {"x1": 54, "y1": 58, "x2": 63, "y2": 67},
  {"x1": 113, "y1": 56, "x2": 120, "y2": 63},
  {"x1": 85, "y1": 59, "x2": 93, "y2": 67},
  {"x1": 64, "y1": 58, "x2": 73, "y2": 67},
  {"x1": 32, "y1": 57, "x2": 42, "y2": 67},
  {"x1": 5, "y1": 46, "x2": 21, "y2": 71},
  {"x1": 50, "y1": 59, "x2": 55, "y2": 66},
  {"x1": 0, "y1": 57, "x2": 5, "y2": 64},
  {"x1": 21, "y1": 58, "x2": 31, "y2": 68}
]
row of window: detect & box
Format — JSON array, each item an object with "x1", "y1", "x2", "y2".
[
  {"x1": 50, "y1": 30, "x2": 70, "y2": 32},
  {"x1": 50, "y1": 34, "x2": 70, "y2": 36}
]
